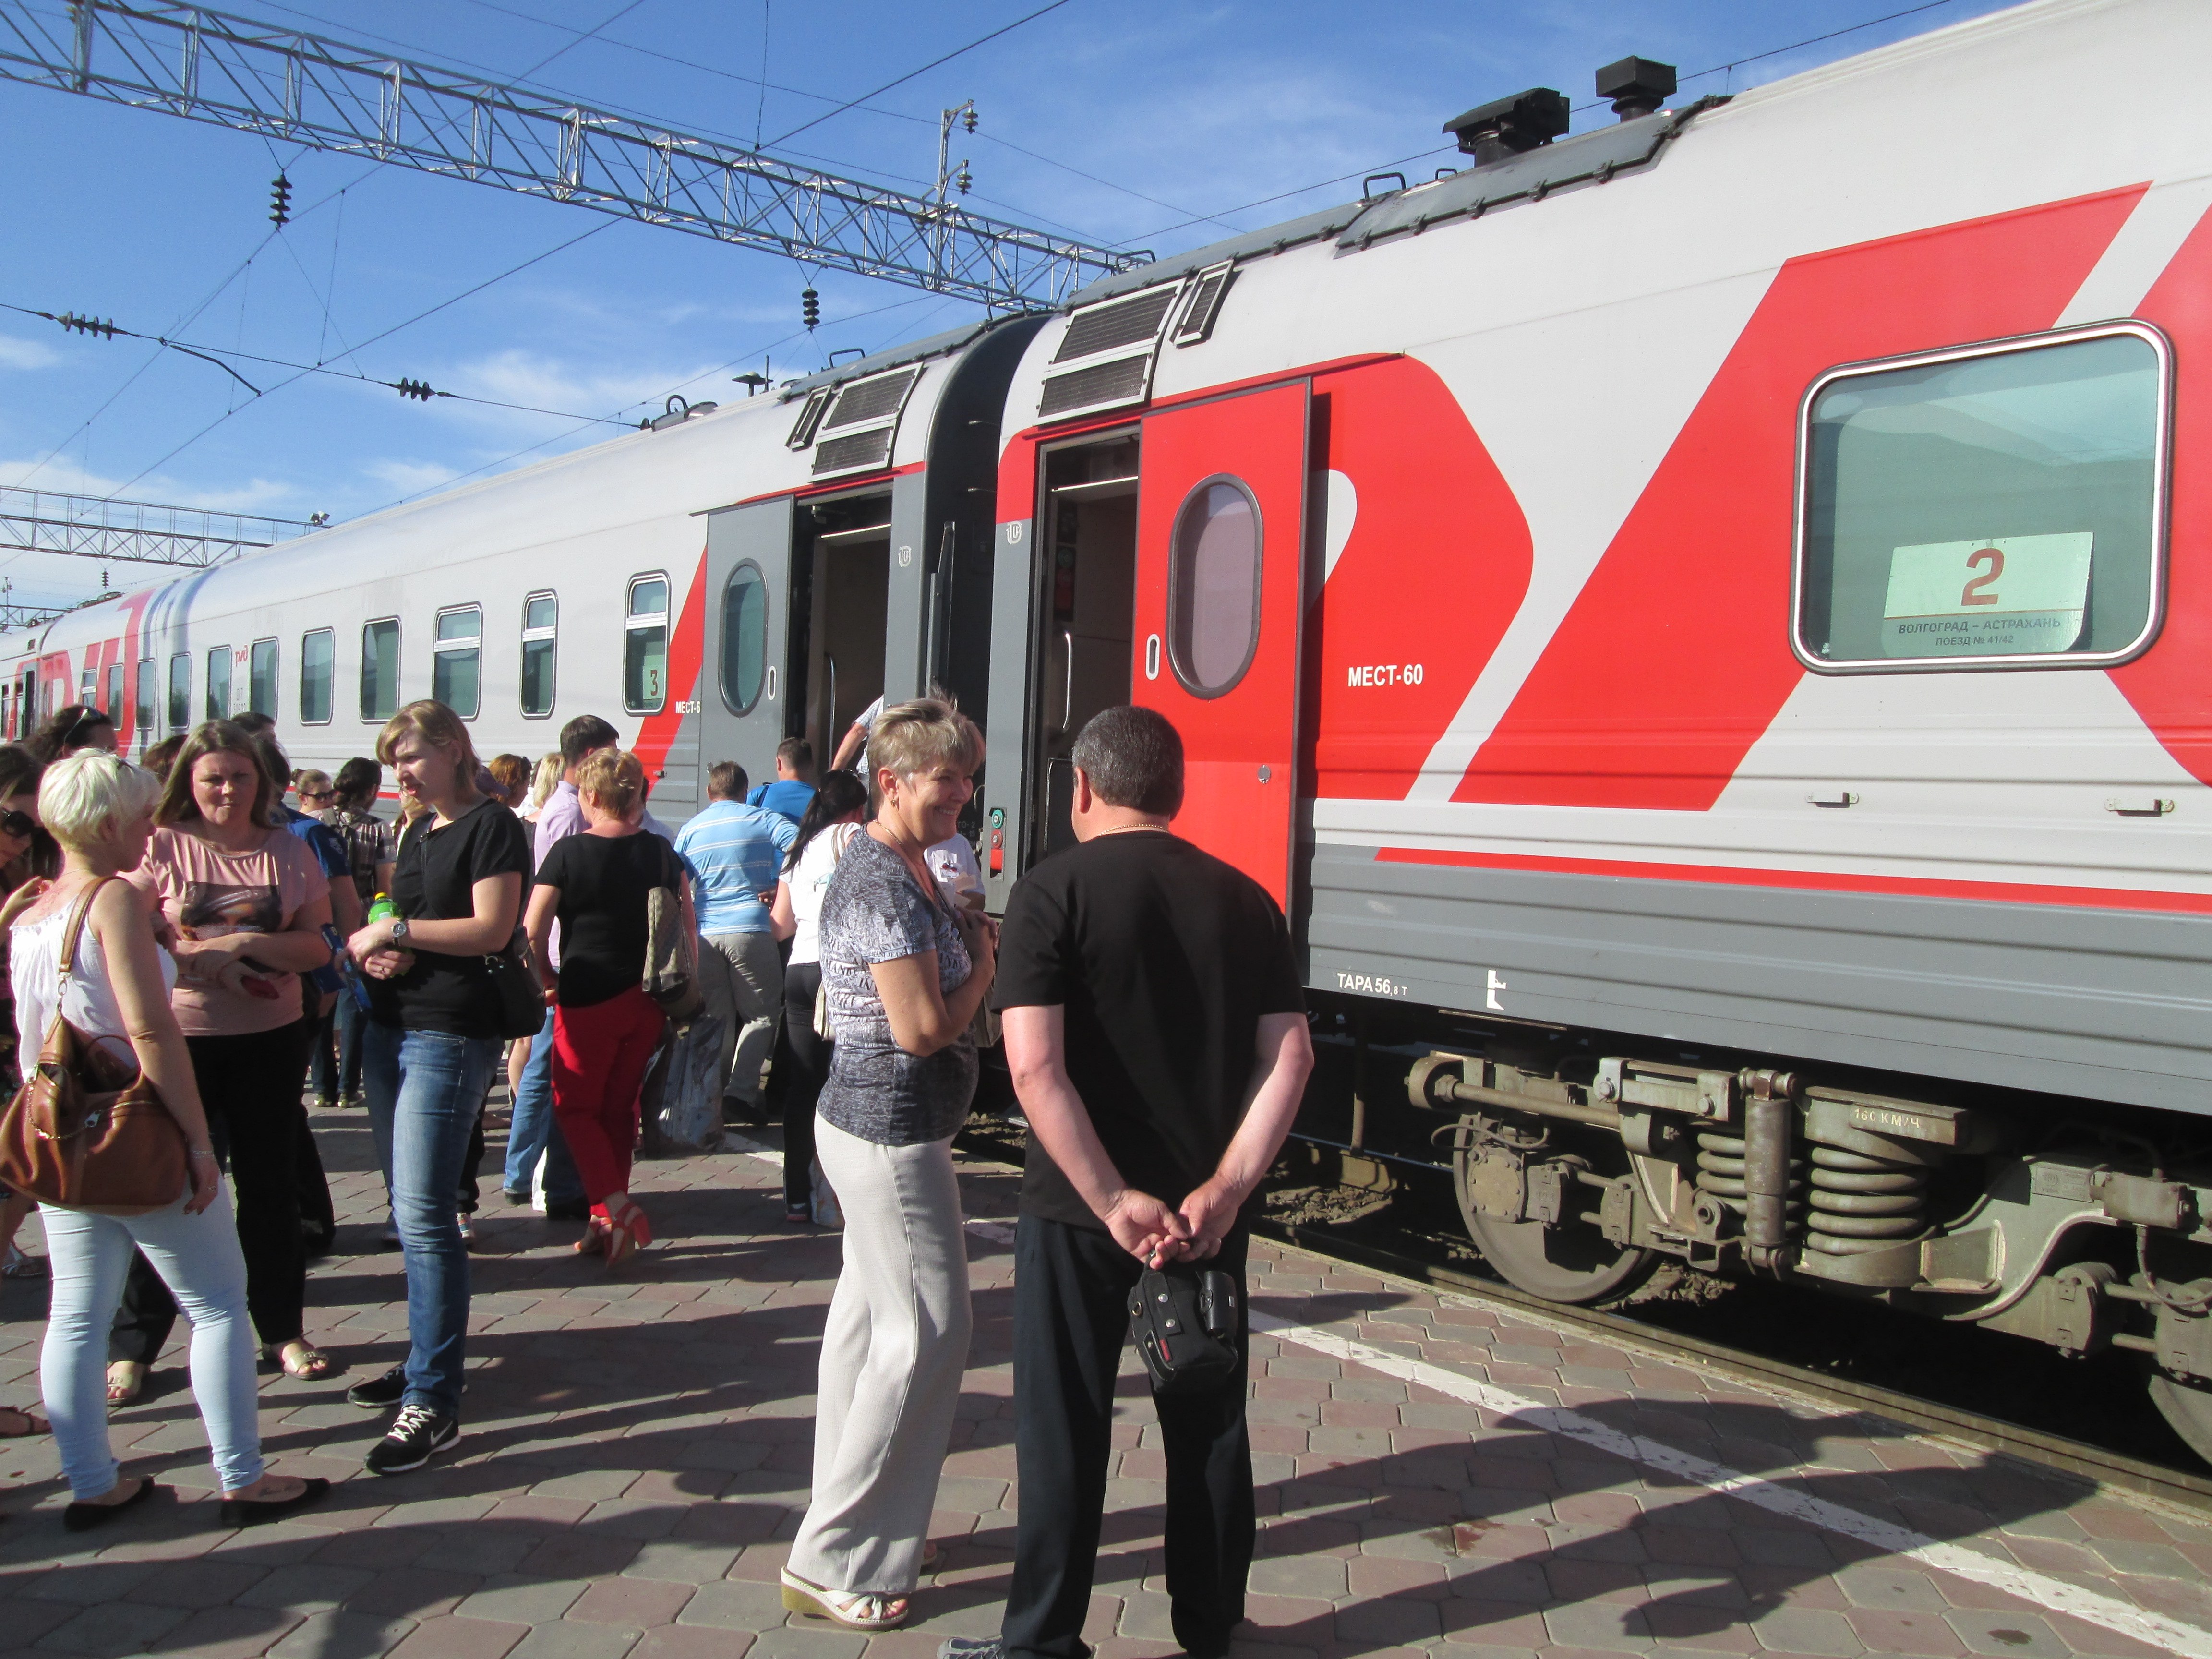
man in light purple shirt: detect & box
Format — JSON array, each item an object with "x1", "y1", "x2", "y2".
[{"x1": 503, "y1": 715, "x2": 671, "y2": 1214}]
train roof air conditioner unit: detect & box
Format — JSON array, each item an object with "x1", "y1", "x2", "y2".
[
  {"x1": 1037, "y1": 280, "x2": 1192, "y2": 422},
  {"x1": 801, "y1": 365, "x2": 923, "y2": 478}
]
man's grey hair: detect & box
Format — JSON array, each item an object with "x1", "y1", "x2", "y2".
[{"x1": 1071, "y1": 706, "x2": 1183, "y2": 818}]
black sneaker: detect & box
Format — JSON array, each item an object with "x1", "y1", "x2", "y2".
[
  {"x1": 501, "y1": 1188, "x2": 531, "y2": 1207},
  {"x1": 364, "y1": 1404, "x2": 459, "y2": 1475},
  {"x1": 346, "y1": 1365, "x2": 406, "y2": 1410},
  {"x1": 938, "y1": 1640, "x2": 1004, "y2": 1659}
]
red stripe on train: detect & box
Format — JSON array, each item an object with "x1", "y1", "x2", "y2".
[
  {"x1": 1450, "y1": 184, "x2": 2149, "y2": 812},
  {"x1": 1374, "y1": 844, "x2": 2212, "y2": 916},
  {"x1": 632, "y1": 546, "x2": 708, "y2": 781}
]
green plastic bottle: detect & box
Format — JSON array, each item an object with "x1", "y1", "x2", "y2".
[{"x1": 366, "y1": 893, "x2": 396, "y2": 926}]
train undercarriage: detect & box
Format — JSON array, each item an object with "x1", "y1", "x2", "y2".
[{"x1": 1300, "y1": 998, "x2": 2212, "y2": 1465}]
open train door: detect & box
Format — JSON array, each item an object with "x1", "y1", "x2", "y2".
[
  {"x1": 700, "y1": 496, "x2": 795, "y2": 793},
  {"x1": 1131, "y1": 381, "x2": 1309, "y2": 909}
]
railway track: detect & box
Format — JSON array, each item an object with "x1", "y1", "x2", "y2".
[
  {"x1": 947, "y1": 1116, "x2": 2212, "y2": 1518},
  {"x1": 1249, "y1": 1214, "x2": 2212, "y2": 1518}
]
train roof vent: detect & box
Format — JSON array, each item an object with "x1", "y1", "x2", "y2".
[
  {"x1": 805, "y1": 365, "x2": 924, "y2": 478},
  {"x1": 813, "y1": 427, "x2": 895, "y2": 477},
  {"x1": 1172, "y1": 261, "x2": 1236, "y2": 348},
  {"x1": 786, "y1": 387, "x2": 833, "y2": 450},
  {"x1": 1038, "y1": 283, "x2": 1186, "y2": 422}
]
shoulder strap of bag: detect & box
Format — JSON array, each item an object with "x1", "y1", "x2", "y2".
[{"x1": 56, "y1": 877, "x2": 113, "y2": 981}]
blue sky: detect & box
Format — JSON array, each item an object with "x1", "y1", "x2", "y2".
[{"x1": 0, "y1": 0, "x2": 2017, "y2": 613}]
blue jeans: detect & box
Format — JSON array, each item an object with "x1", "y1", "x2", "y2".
[
  {"x1": 503, "y1": 1003, "x2": 581, "y2": 1203},
  {"x1": 43, "y1": 1189, "x2": 264, "y2": 1498},
  {"x1": 365, "y1": 1022, "x2": 498, "y2": 1414}
]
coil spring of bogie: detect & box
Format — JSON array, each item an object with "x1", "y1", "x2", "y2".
[
  {"x1": 1803, "y1": 1144, "x2": 1929, "y2": 1255},
  {"x1": 1694, "y1": 1130, "x2": 1806, "y2": 1220}
]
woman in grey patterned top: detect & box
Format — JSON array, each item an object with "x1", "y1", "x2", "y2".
[{"x1": 782, "y1": 700, "x2": 996, "y2": 1633}]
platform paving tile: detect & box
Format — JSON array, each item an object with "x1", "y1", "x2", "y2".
[{"x1": 1, "y1": 1108, "x2": 2211, "y2": 1656}]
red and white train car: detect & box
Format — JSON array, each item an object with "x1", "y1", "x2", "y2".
[{"x1": 16, "y1": 0, "x2": 2212, "y2": 1447}]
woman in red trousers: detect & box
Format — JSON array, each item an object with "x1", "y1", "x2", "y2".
[{"x1": 522, "y1": 748, "x2": 694, "y2": 1267}]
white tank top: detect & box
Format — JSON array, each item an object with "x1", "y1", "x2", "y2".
[{"x1": 11, "y1": 890, "x2": 176, "y2": 1066}]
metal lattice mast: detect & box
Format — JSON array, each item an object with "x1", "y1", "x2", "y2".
[
  {"x1": 0, "y1": 0, "x2": 1142, "y2": 309},
  {"x1": 0, "y1": 485, "x2": 314, "y2": 568}
]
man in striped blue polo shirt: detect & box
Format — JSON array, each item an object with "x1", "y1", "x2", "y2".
[{"x1": 674, "y1": 761, "x2": 797, "y2": 1118}]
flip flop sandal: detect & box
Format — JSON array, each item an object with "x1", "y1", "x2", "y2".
[
  {"x1": 780, "y1": 1569, "x2": 910, "y2": 1631},
  {"x1": 0, "y1": 1406, "x2": 47, "y2": 1437},
  {"x1": 268, "y1": 1344, "x2": 336, "y2": 1381},
  {"x1": 2, "y1": 1245, "x2": 44, "y2": 1279},
  {"x1": 105, "y1": 1362, "x2": 145, "y2": 1406}
]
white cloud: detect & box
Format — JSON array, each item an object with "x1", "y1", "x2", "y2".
[
  {"x1": 0, "y1": 455, "x2": 300, "y2": 515},
  {"x1": 0, "y1": 336, "x2": 60, "y2": 371},
  {"x1": 363, "y1": 458, "x2": 462, "y2": 495}
]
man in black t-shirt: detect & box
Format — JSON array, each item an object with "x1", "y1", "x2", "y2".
[{"x1": 941, "y1": 707, "x2": 1313, "y2": 1659}]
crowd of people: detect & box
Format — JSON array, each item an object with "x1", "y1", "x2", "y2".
[{"x1": 0, "y1": 692, "x2": 1314, "y2": 1659}]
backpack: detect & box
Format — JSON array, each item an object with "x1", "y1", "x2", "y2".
[{"x1": 642, "y1": 842, "x2": 704, "y2": 1022}]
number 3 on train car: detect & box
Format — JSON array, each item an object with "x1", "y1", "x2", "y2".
[{"x1": 1130, "y1": 381, "x2": 1310, "y2": 908}]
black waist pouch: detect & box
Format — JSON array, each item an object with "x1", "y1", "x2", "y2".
[{"x1": 1128, "y1": 1263, "x2": 1242, "y2": 1397}]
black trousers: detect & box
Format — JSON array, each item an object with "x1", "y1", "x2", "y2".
[
  {"x1": 1004, "y1": 1215, "x2": 1252, "y2": 1659},
  {"x1": 780, "y1": 963, "x2": 829, "y2": 1213},
  {"x1": 113, "y1": 1022, "x2": 314, "y2": 1360}
]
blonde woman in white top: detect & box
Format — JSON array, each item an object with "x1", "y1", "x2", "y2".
[
  {"x1": 19, "y1": 753, "x2": 327, "y2": 1532},
  {"x1": 769, "y1": 770, "x2": 868, "y2": 1224}
]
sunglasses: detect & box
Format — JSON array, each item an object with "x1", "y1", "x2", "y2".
[
  {"x1": 0, "y1": 810, "x2": 35, "y2": 840},
  {"x1": 299, "y1": 789, "x2": 334, "y2": 802}
]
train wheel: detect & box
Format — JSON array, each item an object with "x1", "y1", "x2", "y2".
[
  {"x1": 1460, "y1": 1208, "x2": 1656, "y2": 1303},
  {"x1": 2148, "y1": 1372, "x2": 2212, "y2": 1466}
]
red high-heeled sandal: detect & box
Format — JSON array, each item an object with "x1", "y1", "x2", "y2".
[
  {"x1": 603, "y1": 1200, "x2": 653, "y2": 1269},
  {"x1": 575, "y1": 1212, "x2": 611, "y2": 1257}
]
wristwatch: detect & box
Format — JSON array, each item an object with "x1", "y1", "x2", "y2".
[{"x1": 388, "y1": 916, "x2": 411, "y2": 944}]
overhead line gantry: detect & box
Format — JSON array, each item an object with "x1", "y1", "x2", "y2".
[{"x1": 0, "y1": 0, "x2": 1144, "y2": 311}]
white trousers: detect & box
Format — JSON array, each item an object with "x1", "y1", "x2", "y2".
[{"x1": 786, "y1": 1116, "x2": 972, "y2": 1594}]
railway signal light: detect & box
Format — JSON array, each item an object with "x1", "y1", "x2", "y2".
[
  {"x1": 269, "y1": 171, "x2": 292, "y2": 227},
  {"x1": 802, "y1": 287, "x2": 820, "y2": 331}
]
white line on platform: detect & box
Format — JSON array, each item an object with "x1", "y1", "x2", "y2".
[{"x1": 730, "y1": 1138, "x2": 2212, "y2": 1656}]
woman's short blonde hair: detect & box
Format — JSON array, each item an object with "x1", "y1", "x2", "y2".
[
  {"x1": 530, "y1": 753, "x2": 562, "y2": 809},
  {"x1": 41, "y1": 752, "x2": 161, "y2": 850},
  {"x1": 575, "y1": 748, "x2": 647, "y2": 817},
  {"x1": 867, "y1": 698, "x2": 983, "y2": 783},
  {"x1": 376, "y1": 700, "x2": 482, "y2": 780}
]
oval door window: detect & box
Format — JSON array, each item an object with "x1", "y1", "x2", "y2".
[
  {"x1": 721, "y1": 562, "x2": 769, "y2": 714},
  {"x1": 1167, "y1": 477, "x2": 1262, "y2": 698}
]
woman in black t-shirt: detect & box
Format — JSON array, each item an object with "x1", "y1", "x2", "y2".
[
  {"x1": 523, "y1": 747, "x2": 692, "y2": 1269},
  {"x1": 344, "y1": 701, "x2": 531, "y2": 1478}
]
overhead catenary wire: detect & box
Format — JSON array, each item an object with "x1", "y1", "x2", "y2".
[{"x1": 5, "y1": 302, "x2": 632, "y2": 425}]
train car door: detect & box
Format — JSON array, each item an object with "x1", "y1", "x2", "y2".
[
  {"x1": 700, "y1": 498, "x2": 794, "y2": 789},
  {"x1": 1131, "y1": 381, "x2": 1310, "y2": 908}
]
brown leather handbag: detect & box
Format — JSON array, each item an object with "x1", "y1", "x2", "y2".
[{"x1": 0, "y1": 878, "x2": 187, "y2": 1215}]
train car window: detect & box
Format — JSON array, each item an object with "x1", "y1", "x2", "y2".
[
  {"x1": 520, "y1": 593, "x2": 557, "y2": 717},
  {"x1": 625, "y1": 575, "x2": 669, "y2": 714},
  {"x1": 79, "y1": 668, "x2": 96, "y2": 709},
  {"x1": 248, "y1": 639, "x2": 278, "y2": 718},
  {"x1": 1797, "y1": 322, "x2": 2168, "y2": 672},
  {"x1": 134, "y1": 658, "x2": 155, "y2": 737},
  {"x1": 720, "y1": 563, "x2": 767, "y2": 714},
  {"x1": 300, "y1": 630, "x2": 334, "y2": 724},
  {"x1": 106, "y1": 662, "x2": 123, "y2": 721},
  {"x1": 433, "y1": 606, "x2": 482, "y2": 719},
  {"x1": 204, "y1": 647, "x2": 231, "y2": 721},
  {"x1": 168, "y1": 654, "x2": 190, "y2": 732},
  {"x1": 361, "y1": 619, "x2": 400, "y2": 721},
  {"x1": 1167, "y1": 476, "x2": 1263, "y2": 698}
]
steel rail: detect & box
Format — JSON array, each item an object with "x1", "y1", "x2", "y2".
[{"x1": 0, "y1": 0, "x2": 1142, "y2": 310}]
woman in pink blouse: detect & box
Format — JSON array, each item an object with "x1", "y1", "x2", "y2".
[{"x1": 113, "y1": 721, "x2": 340, "y2": 1392}]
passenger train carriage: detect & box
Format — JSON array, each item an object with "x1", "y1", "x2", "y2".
[{"x1": 17, "y1": 0, "x2": 2212, "y2": 1450}]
